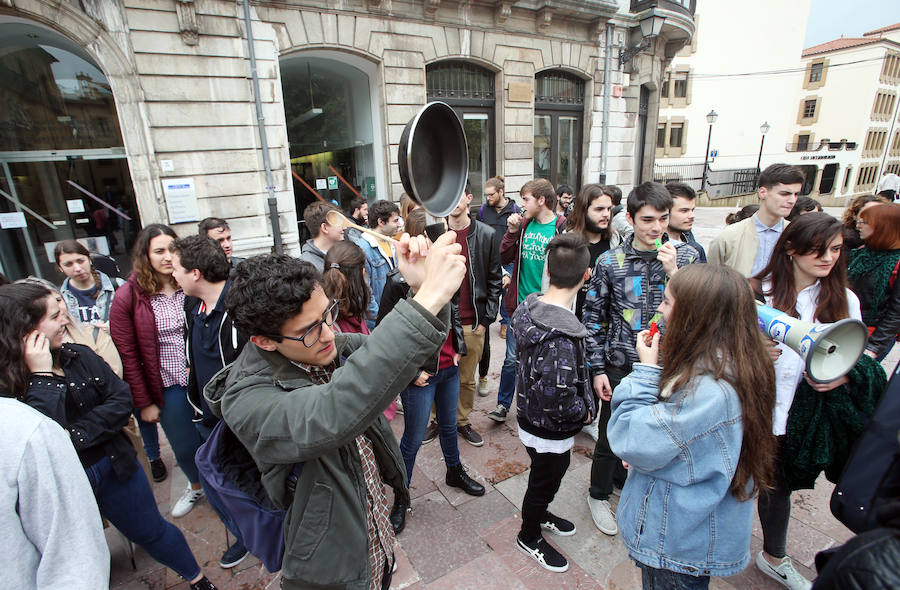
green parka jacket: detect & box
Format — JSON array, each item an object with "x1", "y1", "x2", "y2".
[{"x1": 204, "y1": 298, "x2": 448, "y2": 589}]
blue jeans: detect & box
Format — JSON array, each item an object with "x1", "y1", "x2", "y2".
[
  {"x1": 134, "y1": 409, "x2": 161, "y2": 461},
  {"x1": 497, "y1": 321, "x2": 517, "y2": 409},
  {"x1": 86, "y1": 456, "x2": 201, "y2": 580},
  {"x1": 399, "y1": 365, "x2": 461, "y2": 484},
  {"x1": 155, "y1": 384, "x2": 204, "y2": 484},
  {"x1": 498, "y1": 263, "x2": 513, "y2": 326},
  {"x1": 195, "y1": 422, "x2": 246, "y2": 551},
  {"x1": 638, "y1": 563, "x2": 709, "y2": 590}
]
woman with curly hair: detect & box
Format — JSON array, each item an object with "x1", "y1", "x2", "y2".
[
  {"x1": 0, "y1": 283, "x2": 217, "y2": 590},
  {"x1": 847, "y1": 203, "x2": 900, "y2": 361},
  {"x1": 109, "y1": 224, "x2": 205, "y2": 517}
]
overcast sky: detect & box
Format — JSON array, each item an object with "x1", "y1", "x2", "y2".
[{"x1": 805, "y1": 0, "x2": 900, "y2": 48}]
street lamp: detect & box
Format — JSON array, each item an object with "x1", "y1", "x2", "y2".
[
  {"x1": 700, "y1": 109, "x2": 718, "y2": 193},
  {"x1": 618, "y1": 13, "x2": 666, "y2": 68},
  {"x1": 756, "y1": 121, "x2": 771, "y2": 178}
]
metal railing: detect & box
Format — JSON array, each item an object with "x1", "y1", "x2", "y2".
[{"x1": 652, "y1": 162, "x2": 758, "y2": 198}]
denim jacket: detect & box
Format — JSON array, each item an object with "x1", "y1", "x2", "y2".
[
  {"x1": 608, "y1": 364, "x2": 751, "y2": 577},
  {"x1": 353, "y1": 233, "x2": 396, "y2": 330},
  {"x1": 60, "y1": 271, "x2": 122, "y2": 325}
]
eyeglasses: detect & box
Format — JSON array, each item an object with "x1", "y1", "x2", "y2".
[
  {"x1": 484, "y1": 191, "x2": 496, "y2": 198},
  {"x1": 856, "y1": 219, "x2": 869, "y2": 226},
  {"x1": 277, "y1": 299, "x2": 339, "y2": 348}
]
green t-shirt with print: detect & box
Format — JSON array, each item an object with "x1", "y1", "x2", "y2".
[{"x1": 518, "y1": 216, "x2": 557, "y2": 303}]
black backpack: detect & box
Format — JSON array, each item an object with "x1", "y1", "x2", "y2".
[{"x1": 830, "y1": 360, "x2": 900, "y2": 533}]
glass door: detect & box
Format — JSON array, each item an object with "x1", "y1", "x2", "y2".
[
  {"x1": 463, "y1": 113, "x2": 491, "y2": 202},
  {"x1": 534, "y1": 112, "x2": 582, "y2": 189},
  {"x1": 0, "y1": 152, "x2": 137, "y2": 280}
]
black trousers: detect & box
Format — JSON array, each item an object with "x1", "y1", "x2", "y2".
[
  {"x1": 758, "y1": 436, "x2": 791, "y2": 558},
  {"x1": 589, "y1": 368, "x2": 628, "y2": 500},
  {"x1": 519, "y1": 445, "x2": 571, "y2": 542}
]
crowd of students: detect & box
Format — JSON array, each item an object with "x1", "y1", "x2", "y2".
[{"x1": 0, "y1": 165, "x2": 898, "y2": 590}]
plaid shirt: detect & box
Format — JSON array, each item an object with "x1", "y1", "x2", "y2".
[
  {"x1": 292, "y1": 359, "x2": 394, "y2": 588},
  {"x1": 149, "y1": 290, "x2": 187, "y2": 387}
]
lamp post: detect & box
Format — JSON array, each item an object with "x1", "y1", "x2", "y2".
[
  {"x1": 756, "y1": 121, "x2": 771, "y2": 179},
  {"x1": 700, "y1": 109, "x2": 718, "y2": 193}
]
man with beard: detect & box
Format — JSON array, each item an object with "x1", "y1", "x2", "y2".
[
  {"x1": 564, "y1": 184, "x2": 622, "y2": 321},
  {"x1": 664, "y1": 182, "x2": 707, "y2": 263}
]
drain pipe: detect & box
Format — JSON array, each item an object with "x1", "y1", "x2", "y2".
[
  {"x1": 599, "y1": 22, "x2": 614, "y2": 185},
  {"x1": 243, "y1": 0, "x2": 283, "y2": 254}
]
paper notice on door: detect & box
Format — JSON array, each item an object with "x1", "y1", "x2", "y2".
[
  {"x1": 66, "y1": 199, "x2": 85, "y2": 213},
  {"x1": 0, "y1": 211, "x2": 27, "y2": 229},
  {"x1": 162, "y1": 177, "x2": 199, "y2": 224}
]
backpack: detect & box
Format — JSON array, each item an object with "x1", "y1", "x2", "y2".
[
  {"x1": 830, "y1": 361, "x2": 900, "y2": 534},
  {"x1": 195, "y1": 419, "x2": 302, "y2": 573}
]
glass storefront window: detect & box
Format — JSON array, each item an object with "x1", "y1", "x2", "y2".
[
  {"x1": 534, "y1": 70, "x2": 585, "y2": 191},
  {"x1": 281, "y1": 55, "x2": 377, "y2": 217},
  {"x1": 0, "y1": 22, "x2": 138, "y2": 281},
  {"x1": 534, "y1": 115, "x2": 552, "y2": 180}
]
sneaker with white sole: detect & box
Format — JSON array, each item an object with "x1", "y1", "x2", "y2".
[
  {"x1": 581, "y1": 421, "x2": 599, "y2": 442},
  {"x1": 755, "y1": 552, "x2": 811, "y2": 590},
  {"x1": 172, "y1": 486, "x2": 204, "y2": 518},
  {"x1": 477, "y1": 377, "x2": 490, "y2": 396},
  {"x1": 487, "y1": 404, "x2": 508, "y2": 422},
  {"x1": 540, "y1": 512, "x2": 576, "y2": 536},
  {"x1": 587, "y1": 496, "x2": 618, "y2": 535},
  {"x1": 516, "y1": 535, "x2": 568, "y2": 572}
]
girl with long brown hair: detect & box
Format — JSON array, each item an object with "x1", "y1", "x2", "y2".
[
  {"x1": 54, "y1": 240, "x2": 123, "y2": 331},
  {"x1": 751, "y1": 212, "x2": 862, "y2": 589},
  {"x1": 847, "y1": 203, "x2": 900, "y2": 361},
  {"x1": 608, "y1": 264, "x2": 776, "y2": 589},
  {"x1": 322, "y1": 240, "x2": 372, "y2": 336},
  {"x1": 109, "y1": 224, "x2": 206, "y2": 516}
]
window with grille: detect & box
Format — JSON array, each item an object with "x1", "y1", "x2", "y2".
[
  {"x1": 426, "y1": 61, "x2": 494, "y2": 100},
  {"x1": 534, "y1": 71, "x2": 585, "y2": 106}
]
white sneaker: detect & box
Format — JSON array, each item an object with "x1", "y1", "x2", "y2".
[
  {"x1": 587, "y1": 496, "x2": 618, "y2": 535},
  {"x1": 755, "y1": 552, "x2": 811, "y2": 590},
  {"x1": 477, "y1": 377, "x2": 490, "y2": 396},
  {"x1": 172, "y1": 486, "x2": 204, "y2": 518},
  {"x1": 581, "y1": 420, "x2": 599, "y2": 442}
]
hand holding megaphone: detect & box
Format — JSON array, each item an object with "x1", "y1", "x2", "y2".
[{"x1": 756, "y1": 302, "x2": 868, "y2": 384}]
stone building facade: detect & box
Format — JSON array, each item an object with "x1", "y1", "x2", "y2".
[{"x1": 0, "y1": 0, "x2": 694, "y2": 278}]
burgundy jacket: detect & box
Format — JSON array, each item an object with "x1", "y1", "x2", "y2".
[
  {"x1": 109, "y1": 275, "x2": 164, "y2": 409},
  {"x1": 499, "y1": 214, "x2": 566, "y2": 316}
]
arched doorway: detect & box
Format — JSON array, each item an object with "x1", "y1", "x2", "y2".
[
  {"x1": 280, "y1": 52, "x2": 384, "y2": 220},
  {"x1": 426, "y1": 60, "x2": 496, "y2": 203},
  {"x1": 534, "y1": 70, "x2": 585, "y2": 191},
  {"x1": 0, "y1": 21, "x2": 139, "y2": 280}
]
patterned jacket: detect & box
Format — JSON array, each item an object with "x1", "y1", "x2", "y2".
[
  {"x1": 583, "y1": 234, "x2": 699, "y2": 376},
  {"x1": 513, "y1": 294, "x2": 597, "y2": 439}
]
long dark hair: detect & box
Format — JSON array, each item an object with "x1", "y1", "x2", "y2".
[
  {"x1": 565, "y1": 184, "x2": 613, "y2": 239},
  {"x1": 0, "y1": 283, "x2": 54, "y2": 398},
  {"x1": 661, "y1": 265, "x2": 776, "y2": 500},
  {"x1": 54, "y1": 240, "x2": 101, "y2": 296},
  {"x1": 753, "y1": 213, "x2": 849, "y2": 323},
  {"x1": 131, "y1": 224, "x2": 178, "y2": 295},
  {"x1": 322, "y1": 241, "x2": 371, "y2": 322}
]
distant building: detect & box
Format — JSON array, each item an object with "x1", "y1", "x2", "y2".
[
  {"x1": 654, "y1": 0, "x2": 811, "y2": 198},
  {"x1": 0, "y1": 1, "x2": 695, "y2": 280},
  {"x1": 781, "y1": 23, "x2": 900, "y2": 204}
]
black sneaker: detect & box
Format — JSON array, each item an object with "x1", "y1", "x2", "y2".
[
  {"x1": 540, "y1": 512, "x2": 576, "y2": 536},
  {"x1": 150, "y1": 458, "x2": 167, "y2": 483},
  {"x1": 189, "y1": 576, "x2": 218, "y2": 590},
  {"x1": 516, "y1": 535, "x2": 569, "y2": 573},
  {"x1": 487, "y1": 405, "x2": 508, "y2": 422},
  {"x1": 422, "y1": 421, "x2": 438, "y2": 444},
  {"x1": 457, "y1": 424, "x2": 484, "y2": 447},
  {"x1": 219, "y1": 540, "x2": 248, "y2": 568}
]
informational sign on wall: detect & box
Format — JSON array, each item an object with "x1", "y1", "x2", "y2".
[
  {"x1": 316, "y1": 178, "x2": 328, "y2": 190},
  {"x1": 0, "y1": 211, "x2": 27, "y2": 229},
  {"x1": 66, "y1": 199, "x2": 85, "y2": 213},
  {"x1": 162, "y1": 177, "x2": 199, "y2": 224}
]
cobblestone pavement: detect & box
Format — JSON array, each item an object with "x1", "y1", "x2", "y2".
[{"x1": 110, "y1": 207, "x2": 898, "y2": 589}]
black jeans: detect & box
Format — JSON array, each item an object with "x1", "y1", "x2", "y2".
[
  {"x1": 638, "y1": 563, "x2": 710, "y2": 590},
  {"x1": 519, "y1": 446, "x2": 571, "y2": 542},
  {"x1": 589, "y1": 367, "x2": 628, "y2": 500},
  {"x1": 758, "y1": 436, "x2": 791, "y2": 558}
]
